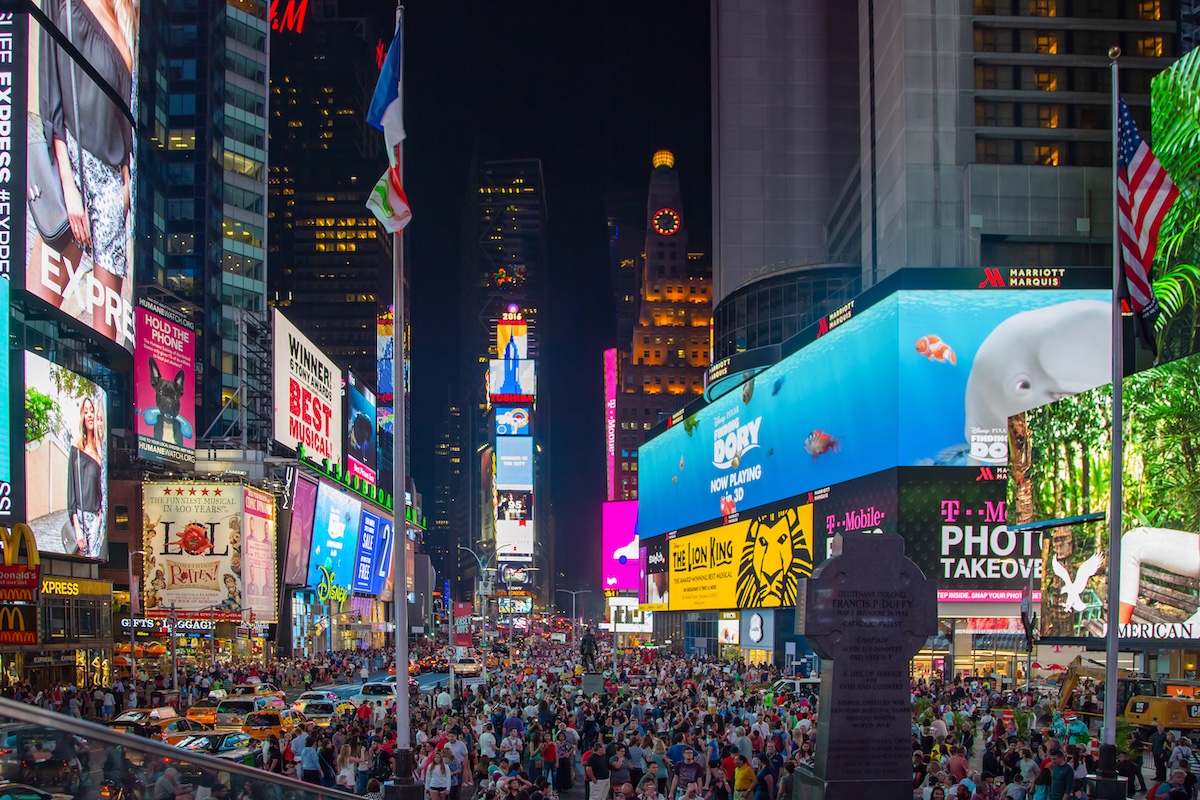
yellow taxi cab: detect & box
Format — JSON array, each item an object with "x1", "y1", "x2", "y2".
[
  {"x1": 230, "y1": 682, "x2": 285, "y2": 699},
  {"x1": 186, "y1": 698, "x2": 221, "y2": 726},
  {"x1": 108, "y1": 707, "x2": 212, "y2": 740},
  {"x1": 242, "y1": 708, "x2": 308, "y2": 741}
]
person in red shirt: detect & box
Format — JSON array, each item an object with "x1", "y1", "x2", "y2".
[{"x1": 721, "y1": 746, "x2": 737, "y2": 782}]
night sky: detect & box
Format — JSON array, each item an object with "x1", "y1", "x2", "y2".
[{"x1": 399, "y1": 2, "x2": 711, "y2": 600}]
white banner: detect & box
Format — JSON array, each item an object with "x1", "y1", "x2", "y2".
[{"x1": 273, "y1": 309, "x2": 343, "y2": 465}]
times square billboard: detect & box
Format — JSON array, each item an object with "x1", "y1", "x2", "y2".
[{"x1": 637, "y1": 269, "x2": 1113, "y2": 540}]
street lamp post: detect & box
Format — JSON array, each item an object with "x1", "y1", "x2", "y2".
[
  {"x1": 555, "y1": 589, "x2": 591, "y2": 646},
  {"x1": 458, "y1": 546, "x2": 498, "y2": 674},
  {"x1": 128, "y1": 550, "x2": 145, "y2": 681}
]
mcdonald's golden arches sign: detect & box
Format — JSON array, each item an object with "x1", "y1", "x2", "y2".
[
  {"x1": 0, "y1": 524, "x2": 41, "y2": 602},
  {"x1": 0, "y1": 605, "x2": 37, "y2": 645}
]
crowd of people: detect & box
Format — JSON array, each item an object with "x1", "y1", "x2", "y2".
[{"x1": 0, "y1": 636, "x2": 1184, "y2": 800}]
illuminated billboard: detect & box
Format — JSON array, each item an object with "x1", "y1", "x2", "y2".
[
  {"x1": 668, "y1": 502, "x2": 815, "y2": 611},
  {"x1": 242, "y1": 487, "x2": 277, "y2": 623},
  {"x1": 496, "y1": 490, "x2": 531, "y2": 521},
  {"x1": 0, "y1": 279, "x2": 9, "y2": 518},
  {"x1": 602, "y1": 500, "x2": 639, "y2": 592},
  {"x1": 282, "y1": 474, "x2": 317, "y2": 585},
  {"x1": 639, "y1": 280, "x2": 1111, "y2": 538},
  {"x1": 604, "y1": 349, "x2": 617, "y2": 501},
  {"x1": 24, "y1": 0, "x2": 140, "y2": 352},
  {"x1": 344, "y1": 370, "x2": 377, "y2": 485},
  {"x1": 495, "y1": 406, "x2": 530, "y2": 436},
  {"x1": 498, "y1": 595, "x2": 533, "y2": 615},
  {"x1": 142, "y1": 482, "x2": 243, "y2": 619},
  {"x1": 24, "y1": 352, "x2": 109, "y2": 559},
  {"x1": 377, "y1": 306, "x2": 394, "y2": 434},
  {"x1": 495, "y1": 519, "x2": 533, "y2": 562},
  {"x1": 489, "y1": 358, "x2": 536, "y2": 402},
  {"x1": 495, "y1": 437, "x2": 533, "y2": 491},
  {"x1": 1021, "y1": 351, "x2": 1200, "y2": 641},
  {"x1": 307, "y1": 482, "x2": 362, "y2": 608},
  {"x1": 273, "y1": 309, "x2": 342, "y2": 465},
  {"x1": 134, "y1": 299, "x2": 196, "y2": 468},
  {"x1": 497, "y1": 311, "x2": 528, "y2": 359},
  {"x1": 353, "y1": 509, "x2": 393, "y2": 596}
]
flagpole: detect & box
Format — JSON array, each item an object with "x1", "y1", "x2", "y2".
[
  {"x1": 1100, "y1": 45, "x2": 1123, "y2": 781},
  {"x1": 390, "y1": 1, "x2": 415, "y2": 785}
]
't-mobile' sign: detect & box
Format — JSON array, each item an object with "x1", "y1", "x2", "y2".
[
  {"x1": 605, "y1": 349, "x2": 617, "y2": 502},
  {"x1": 273, "y1": 309, "x2": 342, "y2": 465}
]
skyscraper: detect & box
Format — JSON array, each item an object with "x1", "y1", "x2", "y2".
[
  {"x1": 609, "y1": 152, "x2": 711, "y2": 501},
  {"x1": 138, "y1": 0, "x2": 273, "y2": 445},
  {"x1": 267, "y1": 0, "x2": 393, "y2": 382}
]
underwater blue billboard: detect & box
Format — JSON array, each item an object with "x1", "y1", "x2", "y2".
[{"x1": 637, "y1": 286, "x2": 1111, "y2": 538}]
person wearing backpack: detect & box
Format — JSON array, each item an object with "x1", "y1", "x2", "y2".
[{"x1": 1170, "y1": 738, "x2": 1194, "y2": 773}]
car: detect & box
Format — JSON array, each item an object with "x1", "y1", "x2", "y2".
[
  {"x1": 107, "y1": 707, "x2": 210, "y2": 740},
  {"x1": 294, "y1": 700, "x2": 353, "y2": 727},
  {"x1": 213, "y1": 697, "x2": 279, "y2": 729},
  {"x1": 229, "y1": 682, "x2": 284, "y2": 699},
  {"x1": 382, "y1": 675, "x2": 420, "y2": 692},
  {"x1": 186, "y1": 698, "x2": 221, "y2": 726},
  {"x1": 0, "y1": 781, "x2": 75, "y2": 800},
  {"x1": 0, "y1": 726, "x2": 83, "y2": 793},
  {"x1": 241, "y1": 709, "x2": 307, "y2": 741},
  {"x1": 348, "y1": 682, "x2": 397, "y2": 708},
  {"x1": 770, "y1": 677, "x2": 821, "y2": 697},
  {"x1": 169, "y1": 732, "x2": 261, "y2": 776},
  {"x1": 290, "y1": 691, "x2": 339, "y2": 712},
  {"x1": 452, "y1": 658, "x2": 482, "y2": 677}
]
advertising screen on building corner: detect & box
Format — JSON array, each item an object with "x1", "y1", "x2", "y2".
[
  {"x1": 344, "y1": 370, "x2": 377, "y2": 486},
  {"x1": 23, "y1": 0, "x2": 140, "y2": 353},
  {"x1": 273, "y1": 309, "x2": 343, "y2": 465},
  {"x1": 134, "y1": 298, "x2": 197, "y2": 468},
  {"x1": 0, "y1": 278, "x2": 9, "y2": 518},
  {"x1": 638, "y1": 280, "x2": 1111, "y2": 538},
  {"x1": 307, "y1": 481, "x2": 361, "y2": 605}
]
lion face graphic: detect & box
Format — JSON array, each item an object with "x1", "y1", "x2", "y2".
[{"x1": 736, "y1": 506, "x2": 812, "y2": 608}]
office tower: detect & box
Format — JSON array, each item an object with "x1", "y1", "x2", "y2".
[
  {"x1": 710, "y1": 0, "x2": 860, "y2": 305},
  {"x1": 609, "y1": 152, "x2": 712, "y2": 501},
  {"x1": 430, "y1": 396, "x2": 466, "y2": 593},
  {"x1": 136, "y1": 0, "x2": 272, "y2": 445},
  {"x1": 456, "y1": 159, "x2": 551, "y2": 602},
  {"x1": 859, "y1": 0, "x2": 1178, "y2": 279},
  {"x1": 267, "y1": 0, "x2": 393, "y2": 382},
  {"x1": 606, "y1": 192, "x2": 646, "y2": 348}
]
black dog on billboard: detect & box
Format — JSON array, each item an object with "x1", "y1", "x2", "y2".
[
  {"x1": 348, "y1": 411, "x2": 375, "y2": 466},
  {"x1": 142, "y1": 357, "x2": 193, "y2": 444}
]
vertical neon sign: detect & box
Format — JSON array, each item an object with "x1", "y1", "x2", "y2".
[{"x1": 604, "y1": 348, "x2": 617, "y2": 502}]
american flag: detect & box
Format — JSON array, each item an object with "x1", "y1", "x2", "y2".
[{"x1": 1117, "y1": 99, "x2": 1178, "y2": 355}]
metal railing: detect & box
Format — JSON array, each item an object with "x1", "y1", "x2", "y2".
[{"x1": 0, "y1": 696, "x2": 359, "y2": 799}]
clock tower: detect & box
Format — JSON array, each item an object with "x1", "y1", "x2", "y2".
[{"x1": 608, "y1": 150, "x2": 711, "y2": 502}]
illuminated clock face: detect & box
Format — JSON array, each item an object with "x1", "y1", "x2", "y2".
[{"x1": 652, "y1": 208, "x2": 681, "y2": 236}]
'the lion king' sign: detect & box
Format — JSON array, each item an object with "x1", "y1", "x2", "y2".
[{"x1": 668, "y1": 503, "x2": 814, "y2": 611}]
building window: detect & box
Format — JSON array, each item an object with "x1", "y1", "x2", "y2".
[
  {"x1": 1030, "y1": 144, "x2": 1060, "y2": 166},
  {"x1": 168, "y1": 129, "x2": 196, "y2": 150},
  {"x1": 1138, "y1": 0, "x2": 1161, "y2": 19},
  {"x1": 977, "y1": 140, "x2": 1000, "y2": 163},
  {"x1": 1028, "y1": 0, "x2": 1055, "y2": 15},
  {"x1": 1136, "y1": 36, "x2": 1163, "y2": 57},
  {"x1": 974, "y1": 29, "x2": 996, "y2": 52},
  {"x1": 975, "y1": 66, "x2": 998, "y2": 90},
  {"x1": 1037, "y1": 105, "x2": 1060, "y2": 128},
  {"x1": 1034, "y1": 70, "x2": 1057, "y2": 91},
  {"x1": 974, "y1": 0, "x2": 995, "y2": 12},
  {"x1": 1034, "y1": 33, "x2": 1058, "y2": 54}
]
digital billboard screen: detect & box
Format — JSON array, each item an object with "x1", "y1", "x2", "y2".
[
  {"x1": 24, "y1": 352, "x2": 108, "y2": 559},
  {"x1": 351, "y1": 509, "x2": 393, "y2": 597},
  {"x1": 497, "y1": 314, "x2": 528, "y2": 359},
  {"x1": 24, "y1": 0, "x2": 140, "y2": 352},
  {"x1": 142, "y1": 482, "x2": 243, "y2": 618},
  {"x1": 134, "y1": 298, "x2": 196, "y2": 468},
  {"x1": 496, "y1": 490, "x2": 531, "y2": 521},
  {"x1": 495, "y1": 406, "x2": 530, "y2": 436},
  {"x1": 638, "y1": 286, "x2": 1111, "y2": 538},
  {"x1": 668, "y1": 502, "x2": 815, "y2": 612},
  {"x1": 377, "y1": 305, "x2": 394, "y2": 434},
  {"x1": 498, "y1": 595, "x2": 532, "y2": 615},
  {"x1": 242, "y1": 487, "x2": 277, "y2": 623},
  {"x1": 602, "y1": 500, "x2": 639, "y2": 592},
  {"x1": 1020, "y1": 351, "x2": 1200, "y2": 642},
  {"x1": 495, "y1": 519, "x2": 533, "y2": 562},
  {"x1": 495, "y1": 437, "x2": 533, "y2": 491},
  {"x1": 273, "y1": 309, "x2": 342, "y2": 464},
  {"x1": 641, "y1": 537, "x2": 668, "y2": 610},
  {"x1": 282, "y1": 474, "x2": 317, "y2": 585},
  {"x1": 489, "y1": 358, "x2": 536, "y2": 402},
  {"x1": 605, "y1": 348, "x2": 617, "y2": 501},
  {"x1": 307, "y1": 482, "x2": 361, "y2": 606},
  {"x1": 0, "y1": 279, "x2": 10, "y2": 518},
  {"x1": 344, "y1": 370, "x2": 377, "y2": 485}
]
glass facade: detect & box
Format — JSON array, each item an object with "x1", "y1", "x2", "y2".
[{"x1": 711, "y1": 265, "x2": 860, "y2": 361}]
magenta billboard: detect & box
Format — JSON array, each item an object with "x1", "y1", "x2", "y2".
[
  {"x1": 602, "y1": 500, "x2": 639, "y2": 592},
  {"x1": 134, "y1": 298, "x2": 196, "y2": 467},
  {"x1": 604, "y1": 348, "x2": 617, "y2": 501}
]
